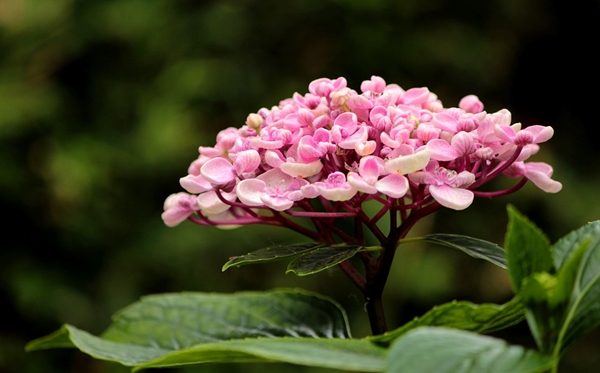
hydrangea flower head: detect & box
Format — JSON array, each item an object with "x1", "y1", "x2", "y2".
[{"x1": 162, "y1": 76, "x2": 561, "y2": 235}]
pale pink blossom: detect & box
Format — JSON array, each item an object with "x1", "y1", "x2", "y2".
[
  {"x1": 410, "y1": 163, "x2": 476, "y2": 210},
  {"x1": 504, "y1": 162, "x2": 562, "y2": 193},
  {"x1": 348, "y1": 156, "x2": 409, "y2": 198},
  {"x1": 427, "y1": 132, "x2": 475, "y2": 161},
  {"x1": 236, "y1": 168, "x2": 308, "y2": 211},
  {"x1": 162, "y1": 193, "x2": 201, "y2": 227},
  {"x1": 459, "y1": 95, "x2": 484, "y2": 113},
  {"x1": 314, "y1": 172, "x2": 357, "y2": 201},
  {"x1": 361, "y1": 76, "x2": 387, "y2": 94},
  {"x1": 163, "y1": 76, "x2": 560, "y2": 229},
  {"x1": 494, "y1": 124, "x2": 554, "y2": 146}
]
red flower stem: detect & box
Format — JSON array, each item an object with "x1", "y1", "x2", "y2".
[
  {"x1": 270, "y1": 211, "x2": 321, "y2": 240},
  {"x1": 472, "y1": 177, "x2": 528, "y2": 198},
  {"x1": 357, "y1": 210, "x2": 387, "y2": 244},
  {"x1": 285, "y1": 210, "x2": 357, "y2": 218},
  {"x1": 371, "y1": 204, "x2": 391, "y2": 224},
  {"x1": 320, "y1": 219, "x2": 361, "y2": 244},
  {"x1": 470, "y1": 146, "x2": 523, "y2": 189},
  {"x1": 188, "y1": 215, "x2": 282, "y2": 227},
  {"x1": 355, "y1": 215, "x2": 365, "y2": 243}
]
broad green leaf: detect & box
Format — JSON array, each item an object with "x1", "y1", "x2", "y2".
[
  {"x1": 419, "y1": 233, "x2": 507, "y2": 269},
  {"x1": 137, "y1": 337, "x2": 386, "y2": 372},
  {"x1": 550, "y1": 221, "x2": 600, "y2": 354},
  {"x1": 552, "y1": 220, "x2": 600, "y2": 271},
  {"x1": 100, "y1": 290, "x2": 350, "y2": 345},
  {"x1": 286, "y1": 244, "x2": 363, "y2": 276},
  {"x1": 368, "y1": 296, "x2": 524, "y2": 345},
  {"x1": 385, "y1": 327, "x2": 555, "y2": 373},
  {"x1": 26, "y1": 325, "x2": 170, "y2": 366},
  {"x1": 222, "y1": 243, "x2": 324, "y2": 271},
  {"x1": 505, "y1": 205, "x2": 553, "y2": 292},
  {"x1": 27, "y1": 325, "x2": 386, "y2": 372},
  {"x1": 27, "y1": 290, "x2": 354, "y2": 368}
]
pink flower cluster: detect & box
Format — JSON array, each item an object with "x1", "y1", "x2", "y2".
[{"x1": 162, "y1": 76, "x2": 561, "y2": 228}]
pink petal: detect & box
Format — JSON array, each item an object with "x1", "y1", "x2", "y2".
[
  {"x1": 298, "y1": 135, "x2": 324, "y2": 163},
  {"x1": 359, "y1": 156, "x2": 383, "y2": 184},
  {"x1": 523, "y1": 162, "x2": 562, "y2": 193},
  {"x1": 161, "y1": 208, "x2": 193, "y2": 227},
  {"x1": 355, "y1": 140, "x2": 377, "y2": 156},
  {"x1": 301, "y1": 184, "x2": 321, "y2": 198},
  {"x1": 525, "y1": 125, "x2": 554, "y2": 143},
  {"x1": 258, "y1": 168, "x2": 294, "y2": 186},
  {"x1": 427, "y1": 139, "x2": 460, "y2": 161},
  {"x1": 233, "y1": 149, "x2": 261, "y2": 174},
  {"x1": 333, "y1": 112, "x2": 358, "y2": 132},
  {"x1": 451, "y1": 132, "x2": 475, "y2": 155},
  {"x1": 361, "y1": 76, "x2": 386, "y2": 93},
  {"x1": 260, "y1": 195, "x2": 294, "y2": 211},
  {"x1": 429, "y1": 185, "x2": 474, "y2": 210},
  {"x1": 459, "y1": 94, "x2": 484, "y2": 113},
  {"x1": 161, "y1": 193, "x2": 199, "y2": 227},
  {"x1": 525, "y1": 170, "x2": 563, "y2": 193},
  {"x1": 432, "y1": 112, "x2": 458, "y2": 132},
  {"x1": 197, "y1": 191, "x2": 233, "y2": 215},
  {"x1": 493, "y1": 125, "x2": 517, "y2": 143},
  {"x1": 179, "y1": 174, "x2": 213, "y2": 194},
  {"x1": 338, "y1": 126, "x2": 368, "y2": 149},
  {"x1": 236, "y1": 179, "x2": 267, "y2": 206},
  {"x1": 347, "y1": 172, "x2": 378, "y2": 194},
  {"x1": 201, "y1": 157, "x2": 236, "y2": 185},
  {"x1": 402, "y1": 87, "x2": 430, "y2": 106},
  {"x1": 376, "y1": 174, "x2": 409, "y2": 198},
  {"x1": 264, "y1": 150, "x2": 285, "y2": 168},
  {"x1": 454, "y1": 171, "x2": 476, "y2": 187},
  {"x1": 490, "y1": 109, "x2": 512, "y2": 127},
  {"x1": 380, "y1": 131, "x2": 400, "y2": 148}
]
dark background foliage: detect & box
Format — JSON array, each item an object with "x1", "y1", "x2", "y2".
[{"x1": 1, "y1": 0, "x2": 599, "y2": 372}]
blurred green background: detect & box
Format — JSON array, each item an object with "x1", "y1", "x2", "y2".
[{"x1": 1, "y1": 0, "x2": 599, "y2": 372}]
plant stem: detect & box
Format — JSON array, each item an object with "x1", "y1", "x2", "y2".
[{"x1": 363, "y1": 202, "x2": 442, "y2": 335}]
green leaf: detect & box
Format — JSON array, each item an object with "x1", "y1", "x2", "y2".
[
  {"x1": 419, "y1": 233, "x2": 507, "y2": 269},
  {"x1": 550, "y1": 221, "x2": 600, "y2": 354},
  {"x1": 136, "y1": 337, "x2": 386, "y2": 372},
  {"x1": 505, "y1": 205, "x2": 553, "y2": 292},
  {"x1": 385, "y1": 327, "x2": 555, "y2": 373},
  {"x1": 519, "y1": 272, "x2": 562, "y2": 353},
  {"x1": 368, "y1": 296, "x2": 524, "y2": 346},
  {"x1": 222, "y1": 243, "x2": 324, "y2": 271},
  {"x1": 27, "y1": 289, "x2": 360, "y2": 369},
  {"x1": 286, "y1": 244, "x2": 363, "y2": 276},
  {"x1": 28, "y1": 325, "x2": 386, "y2": 372},
  {"x1": 26, "y1": 325, "x2": 170, "y2": 366}
]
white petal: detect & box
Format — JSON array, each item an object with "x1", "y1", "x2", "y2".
[
  {"x1": 197, "y1": 191, "x2": 231, "y2": 215},
  {"x1": 385, "y1": 149, "x2": 431, "y2": 174},
  {"x1": 280, "y1": 160, "x2": 323, "y2": 178}
]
